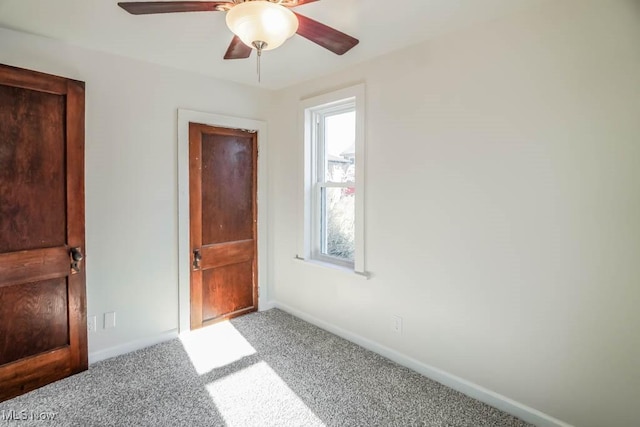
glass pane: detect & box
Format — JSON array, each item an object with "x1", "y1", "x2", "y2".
[
  {"x1": 321, "y1": 187, "x2": 355, "y2": 261},
  {"x1": 324, "y1": 111, "x2": 355, "y2": 183}
]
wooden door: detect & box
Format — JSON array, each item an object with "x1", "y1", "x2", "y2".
[
  {"x1": 0, "y1": 64, "x2": 87, "y2": 401},
  {"x1": 189, "y1": 123, "x2": 258, "y2": 329}
]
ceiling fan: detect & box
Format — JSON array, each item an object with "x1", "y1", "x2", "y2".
[{"x1": 117, "y1": 1, "x2": 360, "y2": 61}]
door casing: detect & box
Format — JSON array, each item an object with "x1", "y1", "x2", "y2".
[{"x1": 177, "y1": 109, "x2": 268, "y2": 333}]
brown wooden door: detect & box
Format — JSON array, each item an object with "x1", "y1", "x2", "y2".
[
  {"x1": 0, "y1": 64, "x2": 87, "y2": 401},
  {"x1": 189, "y1": 123, "x2": 258, "y2": 329}
]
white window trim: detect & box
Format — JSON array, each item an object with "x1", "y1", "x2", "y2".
[{"x1": 298, "y1": 83, "x2": 367, "y2": 277}]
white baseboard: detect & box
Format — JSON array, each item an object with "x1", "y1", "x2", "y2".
[
  {"x1": 88, "y1": 329, "x2": 179, "y2": 365},
  {"x1": 259, "y1": 300, "x2": 277, "y2": 311},
  {"x1": 271, "y1": 301, "x2": 572, "y2": 427}
]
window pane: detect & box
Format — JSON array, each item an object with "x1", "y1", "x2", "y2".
[
  {"x1": 324, "y1": 111, "x2": 355, "y2": 183},
  {"x1": 321, "y1": 187, "x2": 355, "y2": 261}
]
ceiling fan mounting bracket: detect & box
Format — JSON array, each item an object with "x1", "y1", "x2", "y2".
[{"x1": 217, "y1": 0, "x2": 305, "y2": 10}]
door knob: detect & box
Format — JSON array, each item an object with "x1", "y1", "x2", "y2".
[
  {"x1": 70, "y1": 247, "x2": 84, "y2": 273},
  {"x1": 193, "y1": 249, "x2": 202, "y2": 270},
  {"x1": 71, "y1": 247, "x2": 84, "y2": 262}
]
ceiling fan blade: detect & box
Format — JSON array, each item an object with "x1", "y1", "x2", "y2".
[
  {"x1": 224, "y1": 36, "x2": 253, "y2": 60},
  {"x1": 118, "y1": 1, "x2": 230, "y2": 15},
  {"x1": 294, "y1": 12, "x2": 359, "y2": 55}
]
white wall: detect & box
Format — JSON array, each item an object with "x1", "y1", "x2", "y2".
[
  {"x1": 267, "y1": 1, "x2": 640, "y2": 427},
  {"x1": 0, "y1": 27, "x2": 271, "y2": 360},
  {"x1": 2, "y1": 0, "x2": 639, "y2": 425}
]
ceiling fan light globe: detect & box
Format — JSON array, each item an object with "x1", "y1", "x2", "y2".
[{"x1": 226, "y1": 1, "x2": 299, "y2": 51}]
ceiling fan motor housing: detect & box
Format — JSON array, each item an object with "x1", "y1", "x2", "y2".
[{"x1": 225, "y1": 1, "x2": 299, "y2": 51}]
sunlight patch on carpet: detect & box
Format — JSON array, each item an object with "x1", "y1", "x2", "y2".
[
  {"x1": 206, "y1": 361, "x2": 325, "y2": 426},
  {"x1": 179, "y1": 321, "x2": 256, "y2": 375}
]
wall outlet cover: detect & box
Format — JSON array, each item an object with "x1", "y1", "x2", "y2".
[
  {"x1": 87, "y1": 315, "x2": 97, "y2": 333},
  {"x1": 393, "y1": 315, "x2": 403, "y2": 335},
  {"x1": 104, "y1": 312, "x2": 116, "y2": 329}
]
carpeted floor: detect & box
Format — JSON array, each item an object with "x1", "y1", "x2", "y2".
[{"x1": 0, "y1": 309, "x2": 532, "y2": 426}]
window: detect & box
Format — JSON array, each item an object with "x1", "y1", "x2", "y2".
[{"x1": 299, "y1": 84, "x2": 365, "y2": 274}]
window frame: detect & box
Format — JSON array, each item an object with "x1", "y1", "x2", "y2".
[
  {"x1": 312, "y1": 102, "x2": 356, "y2": 268},
  {"x1": 299, "y1": 84, "x2": 366, "y2": 275}
]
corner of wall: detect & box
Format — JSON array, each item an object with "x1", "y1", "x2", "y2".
[{"x1": 271, "y1": 301, "x2": 573, "y2": 427}]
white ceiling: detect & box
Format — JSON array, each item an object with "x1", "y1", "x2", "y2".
[{"x1": 0, "y1": 0, "x2": 542, "y2": 89}]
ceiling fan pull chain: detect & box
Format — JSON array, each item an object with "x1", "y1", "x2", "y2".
[{"x1": 252, "y1": 40, "x2": 267, "y2": 83}]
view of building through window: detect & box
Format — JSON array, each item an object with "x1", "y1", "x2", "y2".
[{"x1": 321, "y1": 110, "x2": 356, "y2": 261}]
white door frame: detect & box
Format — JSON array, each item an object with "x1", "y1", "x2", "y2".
[{"x1": 177, "y1": 109, "x2": 268, "y2": 333}]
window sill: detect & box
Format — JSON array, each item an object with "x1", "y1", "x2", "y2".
[{"x1": 293, "y1": 255, "x2": 370, "y2": 280}]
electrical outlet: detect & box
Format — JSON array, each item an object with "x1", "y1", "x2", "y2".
[
  {"x1": 393, "y1": 315, "x2": 403, "y2": 335},
  {"x1": 87, "y1": 315, "x2": 96, "y2": 333},
  {"x1": 104, "y1": 312, "x2": 116, "y2": 329}
]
